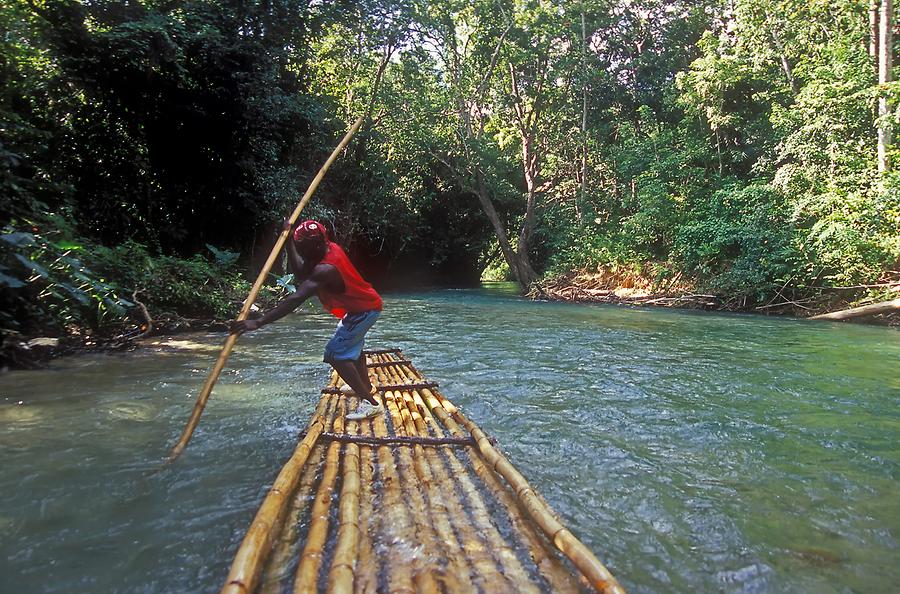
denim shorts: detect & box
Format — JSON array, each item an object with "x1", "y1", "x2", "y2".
[{"x1": 323, "y1": 310, "x2": 380, "y2": 363}]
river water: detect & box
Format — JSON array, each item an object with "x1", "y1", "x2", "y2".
[{"x1": 1, "y1": 284, "x2": 898, "y2": 593}]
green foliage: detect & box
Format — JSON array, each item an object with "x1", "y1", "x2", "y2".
[
  {"x1": 673, "y1": 183, "x2": 794, "y2": 299},
  {"x1": 2, "y1": 0, "x2": 331, "y2": 253},
  {"x1": 91, "y1": 240, "x2": 250, "y2": 320},
  {"x1": 0, "y1": 213, "x2": 254, "y2": 335},
  {"x1": 480, "y1": 259, "x2": 513, "y2": 282},
  {"x1": 3, "y1": 0, "x2": 898, "y2": 337},
  {"x1": 0, "y1": 219, "x2": 134, "y2": 333},
  {"x1": 540, "y1": 0, "x2": 897, "y2": 304},
  {"x1": 271, "y1": 272, "x2": 296, "y2": 294}
]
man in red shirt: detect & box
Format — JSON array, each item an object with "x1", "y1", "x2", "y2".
[{"x1": 231, "y1": 220, "x2": 384, "y2": 420}]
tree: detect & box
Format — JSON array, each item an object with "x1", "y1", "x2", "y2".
[
  {"x1": 878, "y1": 0, "x2": 892, "y2": 173},
  {"x1": 404, "y1": 2, "x2": 536, "y2": 285}
]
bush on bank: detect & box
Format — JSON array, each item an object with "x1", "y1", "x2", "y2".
[{"x1": 0, "y1": 216, "x2": 259, "y2": 342}]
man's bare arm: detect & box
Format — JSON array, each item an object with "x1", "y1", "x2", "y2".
[
  {"x1": 282, "y1": 220, "x2": 307, "y2": 280},
  {"x1": 230, "y1": 265, "x2": 337, "y2": 333}
]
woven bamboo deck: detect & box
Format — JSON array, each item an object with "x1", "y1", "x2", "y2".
[{"x1": 221, "y1": 349, "x2": 625, "y2": 594}]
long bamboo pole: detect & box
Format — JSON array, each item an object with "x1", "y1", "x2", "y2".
[
  {"x1": 352, "y1": 359, "x2": 379, "y2": 594},
  {"x1": 352, "y1": 417, "x2": 378, "y2": 594},
  {"x1": 293, "y1": 399, "x2": 347, "y2": 592},
  {"x1": 168, "y1": 115, "x2": 366, "y2": 461},
  {"x1": 326, "y1": 402, "x2": 363, "y2": 593},
  {"x1": 221, "y1": 394, "x2": 335, "y2": 594},
  {"x1": 258, "y1": 440, "x2": 327, "y2": 594}
]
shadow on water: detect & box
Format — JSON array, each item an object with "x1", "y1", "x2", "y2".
[{"x1": 1, "y1": 284, "x2": 898, "y2": 593}]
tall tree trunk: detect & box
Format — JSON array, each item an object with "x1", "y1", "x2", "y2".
[
  {"x1": 870, "y1": 0, "x2": 880, "y2": 63},
  {"x1": 437, "y1": 14, "x2": 530, "y2": 286},
  {"x1": 473, "y1": 170, "x2": 528, "y2": 285},
  {"x1": 878, "y1": 0, "x2": 892, "y2": 173},
  {"x1": 579, "y1": 7, "x2": 588, "y2": 225},
  {"x1": 515, "y1": 196, "x2": 537, "y2": 285},
  {"x1": 517, "y1": 135, "x2": 539, "y2": 285},
  {"x1": 770, "y1": 28, "x2": 799, "y2": 95},
  {"x1": 507, "y1": 62, "x2": 545, "y2": 288}
]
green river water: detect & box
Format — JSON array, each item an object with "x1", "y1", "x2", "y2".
[{"x1": 1, "y1": 284, "x2": 898, "y2": 593}]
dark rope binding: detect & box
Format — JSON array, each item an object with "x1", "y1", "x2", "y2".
[
  {"x1": 363, "y1": 347, "x2": 403, "y2": 355},
  {"x1": 322, "y1": 382, "x2": 438, "y2": 395},
  {"x1": 367, "y1": 360, "x2": 413, "y2": 368},
  {"x1": 319, "y1": 432, "x2": 475, "y2": 448}
]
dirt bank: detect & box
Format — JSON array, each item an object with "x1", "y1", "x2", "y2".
[{"x1": 532, "y1": 269, "x2": 900, "y2": 326}]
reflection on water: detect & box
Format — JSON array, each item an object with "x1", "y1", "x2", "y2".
[{"x1": 1, "y1": 284, "x2": 898, "y2": 593}]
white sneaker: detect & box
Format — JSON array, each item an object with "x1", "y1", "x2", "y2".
[
  {"x1": 346, "y1": 401, "x2": 384, "y2": 421},
  {"x1": 339, "y1": 384, "x2": 376, "y2": 396}
]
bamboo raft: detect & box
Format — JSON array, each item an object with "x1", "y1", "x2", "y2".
[{"x1": 221, "y1": 349, "x2": 625, "y2": 594}]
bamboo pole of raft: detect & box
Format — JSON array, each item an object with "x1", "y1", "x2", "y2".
[
  {"x1": 258, "y1": 439, "x2": 327, "y2": 593},
  {"x1": 386, "y1": 352, "x2": 624, "y2": 594},
  {"x1": 385, "y1": 394, "x2": 513, "y2": 594},
  {"x1": 351, "y1": 359, "x2": 380, "y2": 594},
  {"x1": 418, "y1": 396, "x2": 581, "y2": 594},
  {"x1": 168, "y1": 115, "x2": 366, "y2": 462},
  {"x1": 294, "y1": 398, "x2": 347, "y2": 592},
  {"x1": 326, "y1": 399, "x2": 363, "y2": 593},
  {"x1": 259, "y1": 391, "x2": 340, "y2": 592},
  {"x1": 352, "y1": 416, "x2": 378, "y2": 594},
  {"x1": 368, "y1": 358, "x2": 443, "y2": 594},
  {"x1": 390, "y1": 360, "x2": 582, "y2": 594},
  {"x1": 382, "y1": 362, "x2": 541, "y2": 594},
  {"x1": 428, "y1": 390, "x2": 625, "y2": 594},
  {"x1": 368, "y1": 382, "x2": 426, "y2": 594},
  {"x1": 380, "y1": 356, "x2": 478, "y2": 594},
  {"x1": 376, "y1": 362, "x2": 509, "y2": 591},
  {"x1": 370, "y1": 357, "x2": 475, "y2": 594},
  {"x1": 221, "y1": 394, "x2": 336, "y2": 594}
]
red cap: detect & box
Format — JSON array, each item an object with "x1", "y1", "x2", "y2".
[{"x1": 293, "y1": 220, "x2": 328, "y2": 243}]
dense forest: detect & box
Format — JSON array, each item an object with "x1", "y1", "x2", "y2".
[{"x1": 2, "y1": 0, "x2": 898, "y2": 352}]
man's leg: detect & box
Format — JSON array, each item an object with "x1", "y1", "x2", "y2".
[
  {"x1": 324, "y1": 311, "x2": 381, "y2": 410},
  {"x1": 353, "y1": 353, "x2": 371, "y2": 392},
  {"x1": 331, "y1": 359, "x2": 378, "y2": 405}
]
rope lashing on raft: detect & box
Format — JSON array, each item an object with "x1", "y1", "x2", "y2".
[
  {"x1": 361, "y1": 347, "x2": 403, "y2": 355},
  {"x1": 365, "y1": 359, "x2": 413, "y2": 368},
  {"x1": 318, "y1": 431, "x2": 479, "y2": 447},
  {"x1": 320, "y1": 381, "x2": 438, "y2": 394}
]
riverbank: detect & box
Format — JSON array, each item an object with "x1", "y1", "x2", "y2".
[
  {"x1": 5, "y1": 272, "x2": 898, "y2": 372},
  {"x1": 532, "y1": 269, "x2": 900, "y2": 326},
  {"x1": 0, "y1": 314, "x2": 233, "y2": 371}
]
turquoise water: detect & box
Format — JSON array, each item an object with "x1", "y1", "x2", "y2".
[{"x1": 1, "y1": 284, "x2": 898, "y2": 593}]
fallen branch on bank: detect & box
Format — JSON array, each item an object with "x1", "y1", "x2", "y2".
[
  {"x1": 535, "y1": 269, "x2": 900, "y2": 324},
  {"x1": 809, "y1": 298, "x2": 900, "y2": 321},
  {"x1": 534, "y1": 275, "x2": 720, "y2": 309}
]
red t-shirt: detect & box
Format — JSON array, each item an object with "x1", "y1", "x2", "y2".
[{"x1": 317, "y1": 242, "x2": 382, "y2": 318}]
